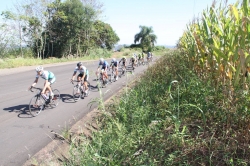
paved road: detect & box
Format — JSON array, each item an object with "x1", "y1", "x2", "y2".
[{"x1": 0, "y1": 59, "x2": 152, "y2": 166}]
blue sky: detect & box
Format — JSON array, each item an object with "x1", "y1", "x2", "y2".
[{"x1": 0, "y1": 0, "x2": 238, "y2": 46}]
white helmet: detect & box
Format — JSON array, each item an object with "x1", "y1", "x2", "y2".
[
  {"x1": 100, "y1": 58, "x2": 104, "y2": 62},
  {"x1": 112, "y1": 58, "x2": 116, "y2": 62},
  {"x1": 35, "y1": 66, "x2": 43, "y2": 72}
]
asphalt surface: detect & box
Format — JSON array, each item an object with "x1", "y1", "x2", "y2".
[{"x1": 0, "y1": 59, "x2": 152, "y2": 166}]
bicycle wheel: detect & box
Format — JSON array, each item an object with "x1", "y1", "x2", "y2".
[
  {"x1": 29, "y1": 95, "x2": 44, "y2": 117},
  {"x1": 51, "y1": 89, "x2": 61, "y2": 106},
  {"x1": 73, "y1": 85, "x2": 81, "y2": 102}
]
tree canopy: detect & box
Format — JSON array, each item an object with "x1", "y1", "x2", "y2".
[
  {"x1": 134, "y1": 26, "x2": 157, "y2": 52},
  {"x1": 1, "y1": 0, "x2": 119, "y2": 59}
]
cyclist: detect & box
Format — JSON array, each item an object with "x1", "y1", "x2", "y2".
[
  {"x1": 96, "y1": 58, "x2": 109, "y2": 84},
  {"x1": 130, "y1": 55, "x2": 136, "y2": 70},
  {"x1": 147, "y1": 52, "x2": 152, "y2": 62},
  {"x1": 151, "y1": 52, "x2": 153, "y2": 61},
  {"x1": 29, "y1": 66, "x2": 56, "y2": 103},
  {"x1": 110, "y1": 58, "x2": 119, "y2": 81},
  {"x1": 71, "y1": 62, "x2": 89, "y2": 95},
  {"x1": 119, "y1": 56, "x2": 127, "y2": 68},
  {"x1": 119, "y1": 56, "x2": 127, "y2": 74},
  {"x1": 138, "y1": 53, "x2": 142, "y2": 64}
]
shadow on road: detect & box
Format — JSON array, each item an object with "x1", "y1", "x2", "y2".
[
  {"x1": 60, "y1": 94, "x2": 75, "y2": 103},
  {"x1": 3, "y1": 104, "x2": 33, "y2": 118}
]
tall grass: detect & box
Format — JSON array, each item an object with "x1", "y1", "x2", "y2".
[{"x1": 64, "y1": 49, "x2": 250, "y2": 165}]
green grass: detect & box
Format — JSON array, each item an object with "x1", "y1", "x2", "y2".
[
  {"x1": 64, "y1": 49, "x2": 250, "y2": 165},
  {"x1": 0, "y1": 48, "x2": 112, "y2": 69},
  {"x1": 0, "y1": 48, "x2": 168, "y2": 69}
]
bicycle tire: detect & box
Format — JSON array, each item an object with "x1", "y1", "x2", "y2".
[
  {"x1": 51, "y1": 89, "x2": 60, "y2": 106},
  {"x1": 73, "y1": 85, "x2": 81, "y2": 102},
  {"x1": 29, "y1": 95, "x2": 44, "y2": 117}
]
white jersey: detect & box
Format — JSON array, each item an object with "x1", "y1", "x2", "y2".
[
  {"x1": 74, "y1": 66, "x2": 88, "y2": 75},
  {"x1": 36, "y1": 70, "x2": 55, "y2": 80}
]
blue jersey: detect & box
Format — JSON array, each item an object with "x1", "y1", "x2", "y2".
[{"x1": 99, "y1": 61, "x2": 109, "y2": 68}]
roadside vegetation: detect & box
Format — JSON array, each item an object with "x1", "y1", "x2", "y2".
[
  {"x1": 0, "y1": 48, "x2": 112, "y2": 69},
  {"x1": 62, "y1": 47, "x2": 250, "y2": 165},
  {"x1": 59, "y1": 1, "x2": 250, "y2": 165}
]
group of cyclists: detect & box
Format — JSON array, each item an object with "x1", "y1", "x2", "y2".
[{"x1": 28, "y1": 51, "x2": 154, "y2": 102}]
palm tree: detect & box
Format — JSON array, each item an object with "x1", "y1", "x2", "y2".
[{"x1": 134, "y1": 26, "x2": 157, "y2": 52}]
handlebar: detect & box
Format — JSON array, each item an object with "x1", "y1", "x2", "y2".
[
  {"x1": 29, "y1": 86, "x2": 42, "y2": 92},
  {"x1": 71, "y1": 80, "x2": 83, "y2": 85}
]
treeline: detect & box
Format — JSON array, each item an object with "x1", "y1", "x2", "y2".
[{"x1": 0, "y1": 0, "x2": 119, "y2": 59}]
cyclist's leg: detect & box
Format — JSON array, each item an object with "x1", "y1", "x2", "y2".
[
  {"x1": 96, "y1": 68, "x2": 100, "y2": 80},
  {"x1": 83, "y1": 74, "x2": 89, "y2": 96},
  {"x1": 47, "y1": 77, "x2": 56, "y2": 101}
]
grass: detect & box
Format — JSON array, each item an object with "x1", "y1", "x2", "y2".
[
  {"x1": 63, "y1": 49, "x2": 250, "y2": 165},
  {"x1": 0, "y1": 47, "x2": 166, "y2": 69},
  {"x1": 0, "y1": 48, "x2": 112, "y2": 69}
]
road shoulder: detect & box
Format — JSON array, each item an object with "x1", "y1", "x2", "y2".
[{"x1": 23, "y1": 76, "x2": 139, "y2": 166}]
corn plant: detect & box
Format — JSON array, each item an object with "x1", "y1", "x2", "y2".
[{"x1": 178, "y1": 0, "x2": 250, "y2": 94}]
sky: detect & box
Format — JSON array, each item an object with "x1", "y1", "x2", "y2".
[{"x1": 0, "y1": 0, "x2": 238, "y2": 46}]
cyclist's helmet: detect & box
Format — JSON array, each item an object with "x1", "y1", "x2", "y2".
[
  {"x1": 100, "y1": 58, "x2": 104, "y2": 63},
  {"x1": 122, "y1": 56, "x2": 126, "y2": 59},
  {"x1": 112, "y1": 58, "x2": 116, "y2": 62},
  {"x1": 35, "y1": 66, "x2": 43, "y2": 72},
  {"x1": 77, "y1": 62, "x2": 82, "y2": 67}
]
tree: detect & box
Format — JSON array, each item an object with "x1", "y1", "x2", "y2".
[
  {"x1": 134, "y1": 26, "x2": 157, "y2": 52},
  {"x1": 91, "y1": 20, "x2": 119, "y2": 50}
]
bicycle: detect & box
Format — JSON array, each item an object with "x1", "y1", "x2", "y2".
[
  {"x1": 97, "y1": 70, "x2": 109, "y2": 90},
  {"x1": 109, "y1": 67, "x2": 118, "y2": 82},
  {"x1": 138, "y1": 58, "x2": 145, "y2": 66},
  {"x1": 29, "y1": 86, "x2": 60, "y2": 117},
  {"x1": 71, "y1": 80, "x2": 92, "y2": 102},
  {"x1": 129, "y1": 60, "x2": 136, "y2": 73},
  {"x1": 119, "y1": 63, "x2": 127, "y2": 77}
]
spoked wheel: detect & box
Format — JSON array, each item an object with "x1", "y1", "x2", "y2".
[
  {"x1": 50, "y1": 89, "x2": 61, "y2": 107},
  {"x1": 73, "y1": 85, "x2": 81, "y2": 102},
  {"x1": 29, "y1": 95, "x2": 44, "y2": 117}
]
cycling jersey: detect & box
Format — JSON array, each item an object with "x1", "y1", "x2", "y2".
[
  {"x1": 36, "y1": 70, "x2": 55, "y2": 80},
  {"x1": 74, "y1": 66, "x2": 89, "y2": 75},
  {"x1": 99, "y1": 61, "x2": 109, "y2": 70},
  {"x1": 111, "y1": 60, "x2": 119, "y2": 67},
  {"x1": 120, "y1": 58, "x2": 126, "y2": 63}
]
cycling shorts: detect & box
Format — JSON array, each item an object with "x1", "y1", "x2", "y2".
[
  {"x1": 48, "y1": 77, "x2": 56, "y2": 84},
  {"x1": 78, "y1": 73, "x2": 89, "y2": 81}
]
